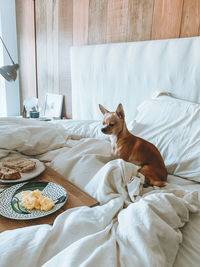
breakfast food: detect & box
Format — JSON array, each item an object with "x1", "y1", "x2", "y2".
[
  {"x1": 21, "y1": 189, "x2": 55, "y2": 211},
  {"x1": 0, "y1": 167, "x2": 21, "y2": 180},
  {"x1": 2, "y1": 158, "x2": 36, "y2": 173}
]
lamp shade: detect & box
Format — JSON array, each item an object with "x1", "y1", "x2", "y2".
[{"x1": 0, "y1": 63, "x2": 19, "y2": 82}]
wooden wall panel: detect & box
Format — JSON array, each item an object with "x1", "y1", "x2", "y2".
[
  {"x1": 15, "y1": 0, "x2": 37, "y2": 110},
  {"x1": 73, "y1": 0, "x2": 89, "y2": 45},
  {"x1": 88, "y1": 0, "x2": 108, "y2": 44},
  {"x1": 35, "y1": 0, "x2": 52, "y2": 114},
  {"x1": 127, "y1": 0, "x2": 154, "y2": 42},
  {"x1": 180, "y1": 0, "x2": 200, "y2": 37},
  {"x1": 58, "y1": 0, "x2": 73, "y2": 117},
  {"x1": 106, "y1": 0, "x2": 129, "y2": 43},
  {"x1": 151, "y1": 0, "x2": 184, "y2": 40},
  {"x1": 16, "y1": 0, "x2": 200, "y2": 118},
  {"x1": 35, "y1": 0, "x2": 73, "y2": 117}
]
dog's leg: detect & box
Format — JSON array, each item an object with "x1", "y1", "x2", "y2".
[{"x1": 139, "y1": 165, "x2": 166, "y2": 187}]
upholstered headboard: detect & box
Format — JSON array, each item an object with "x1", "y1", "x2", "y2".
[{"x1": 71, "y1": 36, "x2": 200, "y2": 123}]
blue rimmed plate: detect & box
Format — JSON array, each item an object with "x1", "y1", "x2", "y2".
[{"x1": 0, "y1": 181, "x2": 67, "y2": 220}]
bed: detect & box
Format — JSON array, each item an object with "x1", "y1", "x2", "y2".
[{"x1": 1, "y1": 36, "x2": 200, "y2": 267}]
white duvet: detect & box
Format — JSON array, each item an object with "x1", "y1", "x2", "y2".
[{"x1": 0, "y1": 118, "x2": 200, "y2": 267}]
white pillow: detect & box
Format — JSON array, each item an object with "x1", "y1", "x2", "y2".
[{"x1": 129, "y1": 92, "x2": 200, "y2": 182}]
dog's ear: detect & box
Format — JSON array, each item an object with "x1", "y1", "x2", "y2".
[
  {"x1": 116, "y1": 103, "x2": 125, "y2": 119},
  {"x1": 99, "y1": 104, "x2": 109, "y2": 115}
]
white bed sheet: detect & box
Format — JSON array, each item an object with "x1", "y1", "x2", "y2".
[
  {"x1": 166, "y1": 175, "x2": 200, "y2": 267},
  {"x1": 174, "y1": 211, "x2": 200, "y2": 267},
  {"x1": 0, "y1": 118, "x2": 200, "y2": 267}
]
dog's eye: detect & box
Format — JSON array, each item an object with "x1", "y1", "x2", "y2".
[{"x1": 109, "y1": 123, "x2": 115, "y2": 127}]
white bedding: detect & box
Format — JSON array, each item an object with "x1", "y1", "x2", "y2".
[{"x1": 0, "y1": 118, "x2": 200, "y2": 267}]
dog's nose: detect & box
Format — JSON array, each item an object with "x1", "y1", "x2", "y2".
[{"x1": 101, "y1": 128, "x2": 106, "y2": 133}]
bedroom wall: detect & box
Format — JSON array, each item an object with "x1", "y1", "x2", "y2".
[
  {"x1": 73, "y1": 0, "x2": 200, "y2": 45},
  {"x1": 16, "y1": 0, "x2": 200, "y2": 118},
  {"x1": 15, "y1": 0, "x2": 37, "y2": 108},
  {"x1": 35, "y1": 0, "x2": 73, "y2": 117}
]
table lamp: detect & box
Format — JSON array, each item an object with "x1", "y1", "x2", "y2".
[{"x1": 0, "y1": 36, "x2": 19, "y2": 82}]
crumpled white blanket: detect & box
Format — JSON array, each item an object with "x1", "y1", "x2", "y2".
[
  {"x1": 0, "y1": 118, "x2": 68, "y2": 157},
  {"x1": 0, "y1": 118, "x2": 200, "y2": 267}
]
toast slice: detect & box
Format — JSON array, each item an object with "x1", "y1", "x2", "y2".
[
  {"x1": 0, "y1": 167, "x2": 21, "y2": 180},
  {"x1": 2, "y1": 158, "x2": 36, "y2": 173}
]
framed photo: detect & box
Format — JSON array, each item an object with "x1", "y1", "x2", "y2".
[{"x1": 44, "y1": 93, "x2": 63, "y2": 119}]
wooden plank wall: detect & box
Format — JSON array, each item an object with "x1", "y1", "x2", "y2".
[
  {"x1": 15, "y1": 0, "x2": 37, "y2": 109},
  {"x1": 73, "y1": 0, "x2": 200, "y2": 46},
  {"x1": 35, "y1": 0, "x2": 73, "y2": 117},
  {"x1": 16, "y1": 0, "x2": 200, "y2": 118}
]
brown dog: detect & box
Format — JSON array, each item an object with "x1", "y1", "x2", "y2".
[{"x1": 99, "y1": 103, "x2": 167, "y2": 187}]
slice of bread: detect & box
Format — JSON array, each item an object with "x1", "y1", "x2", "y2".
[
  {"x1": 0, "y1": 167, "x2": 21, "y2": 180},
  {"x1": 2, "y1": 158, "x2": 36, "y2": 173}
]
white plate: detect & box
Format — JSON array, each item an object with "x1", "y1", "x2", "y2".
[
  {"x1": 0, "y1": 158, "x2": 45, "y2": 183},
  {"x1": 0, "y1": 181, "x2": 67, "y2": 220}
]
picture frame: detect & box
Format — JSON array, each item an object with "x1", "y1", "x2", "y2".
[{"x1": 44, "y1": 93, "x2": 63, "y2": 119}]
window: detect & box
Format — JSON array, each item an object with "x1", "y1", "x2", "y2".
[{"x1": 0, "y1": 0, "x2": 20, "y2": 117}]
